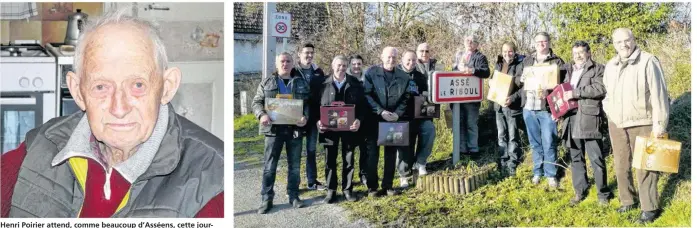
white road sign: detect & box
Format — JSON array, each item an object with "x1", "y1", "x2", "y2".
[
  {"x1": 271, "y1": 13, "x2": 291, "y2": 38},
  {"x1": 430, "y1": 71, "x2": 483, "y2": 103}
]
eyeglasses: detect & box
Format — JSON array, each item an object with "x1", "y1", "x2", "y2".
[{"x1": 418, "y1": 50, "x2": 430, "y2": 53}]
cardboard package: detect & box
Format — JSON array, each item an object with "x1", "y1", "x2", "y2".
[
  {"x1": 265, "y1": 97, "x2": 303, "y2": 125},
  {"x1": 522, "y1": 64, "x2": 559, "y2": 90},
  {"x1": 546, "y1": 82, "x2": 578, "y2": 119},
  {"x1": 414, "y1": 95, "x2": 441, "y2": 119},
  {"x1": 320, "y1": 101, "x2": 356, "y2": 131},
  {"x1": 377, "y1": 121, "x2": 410, "y2": 146},
  {"x1": 632, "y1": 136, "x2": 682, "y2": 173},
  {"x1": 487, "y1": 71, "x2": 514, "y2": 106}
]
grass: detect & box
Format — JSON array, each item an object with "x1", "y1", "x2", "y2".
[{"x1": 233, "y1": 92, "x2": 691, "y2": 227}]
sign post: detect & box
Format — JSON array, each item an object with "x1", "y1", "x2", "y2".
[
  {"x1": 262, "y1": 3, "x2": 276, "y2": 80},
  {"x1": 430, "y1": 72, "x2": 483, "y2": 165},
  {"x1": 271, "y1": 12, "x2": 291, "y2": 52}
]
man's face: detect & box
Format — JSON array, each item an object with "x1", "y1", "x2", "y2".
[
  {"x1": 464, "y1": 36, "x2": 478, "y2": 52},
  {"x1": 350, "y1": 58, "x2": 363, "y2": 74},
  {"x1": 276, "y1": 54, "x2": 293, "y2": 75},
  {"x1": 332, "y1": 59, "x2": 347, "y2": 77},
  {"x1": 572, "y1": 46, "x2": 590, "y2": 66},
  {"x1": 416, "y1": 43, "x2": 430, "y2": 62},
  {"x1": 535, "y1": 34, "x2": 550, "y2": 54},
  {"x1": 381, "y1": 48, "x2": 398, "y2": 70},
  {"x1": 502, "y1": 44, "x2": 515, "y2": 63},
  {"x1": 74, "y1": 24, "x2": 165, "y2": 153},
  {"x1": 298, "y1": 47, "x2": 314, "y2": 65},
  {"x1": 612, "y1": 31, "x2": 636, "y2": 58},
  {"x1": 401, "y1": 52, "x2": 417, "y2": 71}
]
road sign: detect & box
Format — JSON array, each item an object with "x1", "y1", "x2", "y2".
[
  {"x1": 430, "y1": 71, "x2": 483, "y2": 103},
  {"x1": 271, "y1": 13, "x2": 291, "y2": 38}
]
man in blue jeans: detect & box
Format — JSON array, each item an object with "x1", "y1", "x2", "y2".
[
  {"x1": 517, "y1": 32, "x2": 567, "y2": 188},
  {"x1": 294, "y1": 43, "x2": 327, "y2": 190}
]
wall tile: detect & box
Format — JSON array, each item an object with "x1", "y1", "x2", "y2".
[
  {"x1": 9, "y1": 20, "x2": 42, "y2": 42},
  {"x1": 42, "y1": 21, "x2": 68, "y2": 45},
  {"x1": 40, "y1": 2, "x2": 73, "y2": 21},
  {"x1": 73, "y1": 2, "x2": 103, "y2": 18}
]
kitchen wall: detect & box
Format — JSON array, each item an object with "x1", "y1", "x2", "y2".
[{"x1": 0, "y1": 2, "x2": 104, "y2": 44}]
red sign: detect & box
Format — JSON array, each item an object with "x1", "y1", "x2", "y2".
[
  {"x1": 430, "y1": 72, "x2": 483, "y2": 103},
  {"x1": 275, "y1": 22, "x2": 287, "y2": 34}
]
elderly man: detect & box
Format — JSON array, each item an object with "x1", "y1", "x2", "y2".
[
  {"x1": 496, "y1": 41, "x2": 526, "y2": 176},
  {"x1": 519, "y1": 32, "x2": 566, "y2": 188},
  {"x1": 416, "y1": 43, "x2": 438, "y2": 77},
  {"x1": 396, "y1": 50, "x2": 435, "y2": 188},
  {"x1": 315, "y1": 56, "x2": 364, "y2": 203},
  {"x1": 295, "y1": 43, "x2": 327, "y2": 191},
  {"x1": 452, "y1": 34, "x2": 491, "y2": 157},
  {"x1": 253, "y1": 52, "x2": 310, "y2": 214},
  {"x1": 363, "y1": 47, "x2": 411, "y2": 197},
  {"x1": 603, "y1": 28, "x2": 669, "y2": 224},
  {"x1": 0, "y1": 11, "x2": 223, "y2": 218},
  {"x1": 559, "y1": 41, "x2": 611, "y2": 206}
]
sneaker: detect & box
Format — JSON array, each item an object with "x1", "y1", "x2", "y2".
[
  {"x1": 400, "y1": 177, "x2": 410, "y2": 188},
  {"x1": 367, "y1": 189, "x2": 379, "y2": 198},
  {"x1": 417, "y1": 164, "x2": 428, "y2": 175},
  {"x1": 532, "y1": 176, "x2": 541, "y2": 185},
  {"x1": 637, "y1": 210, "x2": 659, "y2": 224},
  {"x1": 598, "y1": 198, "x2": 609, "y2": 206},
  {"x1": 323, "y1": 190, "x2": 336, "y2": 204},
  {"x1": 290, "y1": 197, "x2": 305, "y2": 208},
  {"x1": 360, "y1": 175, "x2": 368, "y2": 186},
  {"x1": 548, "y1": 178, "x2": 558, "y2": 188},
  {"x1": 257, "y1": 200, "x2": 273, "y2": 214},
  {"x1": 308, "y1": 181, "x2": 326, "y2": 191},
  {"x1": 385, "y1": 189, "x2": 399, "y2": 196}
]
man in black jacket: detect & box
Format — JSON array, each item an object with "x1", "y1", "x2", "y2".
[
  {"x1": 252, "y1": 52, "x2": 310, "y2": 214},
  {"x1": 294, "y1": 43, "x2": 327, "y2": 191},
  {"x1": 346, "y1": 54, "x2": 370, "y2": 185},
  {"x1": 452, "y1": 34, "x2": 490, "y2": 157},
  {"x1": 363, "y1": 47, "x2": 411, "y2": 197},
  {"x1": 496, "y1": 41, "x2": 526, "y2": 176},
  {"x1": 518, "y1": 32, "x2": 567, "y2": 188},
  {"x1": 396, "y1": 50, "x2": 435, "y2": 188},
  {"x1": 315, "y1": 56, "x2": 364, "y2": 203},
  {"x1": 560, "y1": 41, "x2": 611, "y2": 206}
]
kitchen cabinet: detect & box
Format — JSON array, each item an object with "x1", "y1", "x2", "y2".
[{"x1": 104, "y1": 2, "x2": 223, "y2": 22}]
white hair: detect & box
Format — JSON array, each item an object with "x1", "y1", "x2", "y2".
[
  {"x1": 332, "y1": 55, "x2": 348, "y2": 65},
  {"x1": 612, "y1": 27, "x2": 635, "y2": 39},
  {"x1": 73, "y1": 8, "x2": 168, "y2": 76}
]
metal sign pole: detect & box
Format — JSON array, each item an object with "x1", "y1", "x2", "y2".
[
  {"x1": 453, "y1": 103, "x2": 460, "y2": 165},
  {"x1": 262, "y1": 2, "x2": 277, "y2": 80}
]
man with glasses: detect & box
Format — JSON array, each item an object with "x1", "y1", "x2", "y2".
[{"x1": 416, "y1": 43, "x2": 438, "y2": 77}]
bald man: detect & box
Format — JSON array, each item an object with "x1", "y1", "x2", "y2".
[
  {"x1": 603, "y1": 28, "x2": 669, "y2": 224},
  {"x1": 363, "y1": 47, "x2": 412, "y2": 197}
]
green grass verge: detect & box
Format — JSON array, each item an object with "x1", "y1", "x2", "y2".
[{"x1": 233, "y1": 92, "x2": 691, "y2": 227}]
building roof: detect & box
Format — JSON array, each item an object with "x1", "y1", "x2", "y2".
[
  {"x1": 234, "y1": 3, "x2": 263, "y2": 34},
  {"x1": 234, "y1": 2, "x2": 329, "y2": 39}
]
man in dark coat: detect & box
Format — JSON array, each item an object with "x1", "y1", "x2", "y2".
[
  {"x1": 560, "y1": 41, "x2": 611, "y2": 206},
  {"x1": 363, "y1": 47, "x2": 412, "y2": 197},
  {"x1": 495, "y1": 41, "x2": 526, "y2": 176},
  {"x1": 315, "y1": 55, "x2": 364, "y2": 203}
]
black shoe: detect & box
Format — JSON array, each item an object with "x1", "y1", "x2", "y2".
[
  {"x1": 257, "y1": 200, "x2": 272, "y2": 214},
  {"x1": 569, "y1": 194, "x2": 585, "y2": 206},
  {"x1": 290, "y1": 197, "x2": 305, "y2": 208},
  {"x1": 324, "y1": 190, "x2": 336, "y2": 204},
  {"x1": 385, "y1": 189, "x2": 399, "y2": 196},
  {"x1": 344, "y1": 191, "x2": 357, "y2": 202},
  {"x1": 367, "y1": 189, "x2": 379, "y2": 198},
  {"x1": 637, "y1": 210, "x2": 659, "y2": 224},
  {"x1": 308, "y1": 181, "x2": 327, "y2": 191},
  {"x1": 617, "y1": 203, "x2": 637, "y2": 213}
]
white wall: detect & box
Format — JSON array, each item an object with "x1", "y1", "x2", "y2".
[
  {"x1": 234, "y1": 36, "x2": 291, "y2": 74},
  {"x1": 169, "y1": 61, "x2": 224, "y2": 140}
]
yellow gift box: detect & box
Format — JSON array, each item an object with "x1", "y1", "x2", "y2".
[
  {"x1": 522, "y1": 64, "x2": 559, "y2": 90},
  {"x1": 487, "y1": 71, "x2": 514, "y2": 106},
  {"x1": 632, "y1": 135, "x2": 682, "y2": 173}
]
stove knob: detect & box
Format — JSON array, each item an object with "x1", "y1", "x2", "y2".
[
  {"x1": 33, "y1": 77, "x2": 44, "y2": 88},
  {"x1": 19, "y1": 77, "x2": 30, "y2": 88}
]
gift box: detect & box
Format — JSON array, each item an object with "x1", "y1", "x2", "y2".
[
  {"x1": 546, "y1": 82, "x2": 577, "y2": 119},
  {"x1": 265, "y1": 98, "x2": 303, "y2": 125},
  {"x1": 320, "y1": 101, "x2": 356, "y2": 131},
  {"x1": 377, "y1": 122, "x2": 410, "y2": 146},
  {"x1": 414, "y1": 96, "x2": 441, "y2": 119},
  {"x1": 522, "y1": 64, "x2": 559, "y2": 90},
  {"x1": 487, "y1": 71, "x2": 514, "y2": 106},
  {"x1": 632, "y1": 136, "x2": 682, "y2": 173}
]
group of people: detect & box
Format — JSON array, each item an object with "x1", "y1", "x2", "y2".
[{"x1": 253, "y1": 27, "x2": 670, "y2": 224}]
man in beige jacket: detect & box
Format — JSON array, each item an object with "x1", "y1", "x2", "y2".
[{"x1": 603, "y1": 28, "x2": 670, "y2": 224}]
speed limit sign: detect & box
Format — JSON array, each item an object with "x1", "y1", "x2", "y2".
[{"x1": 272, "y1": 13, "x2": 291, "y2": 38}]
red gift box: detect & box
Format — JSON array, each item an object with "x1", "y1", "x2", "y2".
[
  {"x1": 546, "y1": 82, "x2": 578, "y2": 119},
  {"x1": 320, "y1": 101, "x2": 356, "y2": 131}
]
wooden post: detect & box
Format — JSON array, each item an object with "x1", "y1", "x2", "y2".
[
  {"x1": 465, "y1": 176, "x2": 471, "y2": 194},
  {"x1": 240, "y1": 91, "x2": 248, "y2": 115},
  {"x1": 454, "y1": 177, "x2": 460, "y2": 194}
]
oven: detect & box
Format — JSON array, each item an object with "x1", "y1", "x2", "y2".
[{"x1": 47, "y1": 43, "x2": 82, "y2": 116}]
